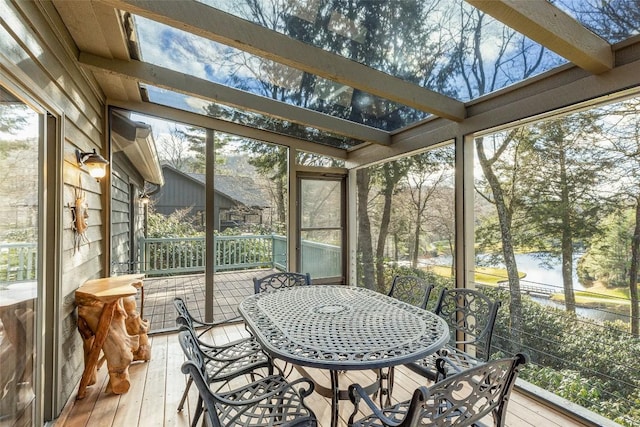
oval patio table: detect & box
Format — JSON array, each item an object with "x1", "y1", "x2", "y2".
[{"x1": 239, "y1": 285, "x2": 449, "y2": 427}]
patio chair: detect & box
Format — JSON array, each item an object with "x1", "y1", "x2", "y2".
[
  {"x1": 173, "y1": 296, "x2": 243, "y2": 338},
  {"x1": 408, "y1": 288, "x2": 501, "y2": 381},
  {"x1": 387, "y1": 275, "x2": 434, "y2": 309},
  {"x1": 348, "y1": 353, "x2": 527, "y2": 427},
  {"x1": 173, "y1": 298, "x2": 273, "y2": 425},
  {"x1": 253, "y1": 271, "x2": 312, "y2": 293},
  {"x1": 179, "y1": 330, "x2": 318, "y2": 427}
]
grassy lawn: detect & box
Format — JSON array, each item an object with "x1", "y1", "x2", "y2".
[{"x1": 425, "y1": 264, "x2": 631, "y2": 307}]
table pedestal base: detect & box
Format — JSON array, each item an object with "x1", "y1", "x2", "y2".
[{"x1": 294, "y1": 366, "x2": 394, "y2": 427}]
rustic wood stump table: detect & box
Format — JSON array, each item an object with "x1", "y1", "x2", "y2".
[{"x1": 75, "y1": 274, "x2": 150, "y2": 400}]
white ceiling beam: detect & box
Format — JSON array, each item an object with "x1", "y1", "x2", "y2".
[
  {"x1": 466, "y1": 0, "x2": 613, "y2": 74},
  {"x1": 79, "y1": 52, "x2": 390, "y2": 145},
  {"x1": 107, "y1": 99, "x2": 348, "y2": 160},
  {"x1": 97, "y1": 0, "x2": 466, "y2": 122}
]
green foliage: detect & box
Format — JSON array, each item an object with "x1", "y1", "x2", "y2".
[
  {"x1": 580, "y1": 209, "x2": 635, "y2": 288},
  {"x1": 380, "y1": 264, "x2": 453, "y2": 305},
  {"x1": 482, "y1": 288, "x2": 640, "y2": 425},
  {"x1": 147, "y1": 208, "x2": 202, "y2": 238},
  {"x1": 3, "y1": 228, "x2": 36, "y2": 242}
]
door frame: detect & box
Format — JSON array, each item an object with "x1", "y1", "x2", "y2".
[{"x1": 296, "y1": 172, "x2": 347, "y2": 285}]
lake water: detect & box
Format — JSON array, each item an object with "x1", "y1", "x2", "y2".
[{"x1": 421, "y1": 253, "x2": 629, "y2": 323}]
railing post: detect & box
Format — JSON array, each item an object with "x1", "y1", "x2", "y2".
[
  {"x1": 140, "y1": 237, "x2": 147, "y2": 274},
  {"x1": 271, "y1": 233, "x2": 276, "y2": 269},
  {"x1": 213, "y1": 235, "x2": 216, "y2": 273}
]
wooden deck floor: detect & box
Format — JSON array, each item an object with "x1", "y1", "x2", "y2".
[{"x1": 56, "y1": 324, "x2": 587, "y2": 427}]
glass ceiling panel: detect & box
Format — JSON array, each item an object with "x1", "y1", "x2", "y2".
[
  {"x1": 142, "y1": 84, "x2": 364, "y2": 149},
  {"x1": 199, "y1": 0, "x2": 567, "y2": 102},
  {"x1": 552, "y1": 0, "x2": 640, "y2": 44},
  {"x1": 134, "y1": 15, "x2": 427, "y2": 132}
]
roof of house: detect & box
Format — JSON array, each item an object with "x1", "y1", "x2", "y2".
[
  {"x1": 189, "y1": 173, "x2": 270, "y2": 209},
  {"x1": 161, "y1": 165, "x2": 270, "y2": 208}
]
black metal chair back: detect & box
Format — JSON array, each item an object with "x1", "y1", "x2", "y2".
[
  {"x1": 434, "y1": 288, "x2": 500, "y2": 360},
  {"x1": 253, "y1": 271, "x2": 312, "y2": 294},
  {"x1": 349, "y1": 354, "x2": 527, "y2": 427},
  {"x1": 174, "y1": 296, "x2": 242, "y2": 337},
  {"x1": 179, "y1": 329, "x2": 318, "y2": 427},
  {"x1": 387, "y1": 275, "x2": 433, "y2": 309},
  {"x1": 174, "y1": 297, "x2": 271, "y2": 425},
  {"x1": 173, "y1": 296, "x2": 199, "y2": 332}
]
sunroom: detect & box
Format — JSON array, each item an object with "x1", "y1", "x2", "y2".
[{"x1": 1, "y1": 0, "x2": 639, "y2": 426}]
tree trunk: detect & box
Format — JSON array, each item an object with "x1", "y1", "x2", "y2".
[
  {"x1": 629, "y1": 197, "x2": 640, "y2": 337},
  {"x1": 559, "y1": 150, "x2": 576, "y2": 313},
  {"x1": 276, "y1": 175, "x2": 286, "y2": 224},
  {"x1": 375, "y1": 165, "x2": 398, "y2": 292},
  {"x1": 561, "y1": 226, "x2": 576, "y2": 313},
  {"x1": 412, "y1": 193, "x2": 422, "y2": 269},
  {"x1": 476, "y1": 139, "x2": 523, "y2": 349},
  {"x1": 357, "y1": 169, "x2": 375, "y2": 289}
]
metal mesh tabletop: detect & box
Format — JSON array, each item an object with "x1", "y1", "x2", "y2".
[{"x1": 239, "y1": 285, "x2": 449, "y2": 370}]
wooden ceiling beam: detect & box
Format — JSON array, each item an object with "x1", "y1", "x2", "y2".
[
  {"x1": 79, "y1": 52, "x2": 390, "y2": 145},
  {"x1": 97, "y1": 0, "x2": 466, "y2": 122},
  {"x1": 466, "y1": 0, "x2": 612, "y2": 74},
  {"x1": 107, "y1": 99, "x2": 348, "y2": 160}
]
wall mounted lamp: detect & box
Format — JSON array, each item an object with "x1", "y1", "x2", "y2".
[{"x1": 76, "y1": 149, "x2": 109, "y2": 180}]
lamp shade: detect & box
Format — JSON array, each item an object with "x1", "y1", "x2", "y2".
[{"x1": 77, "y1": 149, "x2": 109, "y2": 179}]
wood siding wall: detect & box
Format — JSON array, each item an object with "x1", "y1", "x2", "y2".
[
  {"x1": 155, "y1": 168, "x2": 238, "y2": 230},
  {"x1": 111, "y1": 153, "x2": 144, "y2": 275},
  {"x1": 1, "y1": 0, "x2": 108, "y2": 419},
  {"x1": 154, "y1": 169, "x2": 206, "y2": 217}
]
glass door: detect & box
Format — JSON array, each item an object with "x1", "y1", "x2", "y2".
[
  {"x1": 298, "y1": 175, "x2": 346, "y2": 284},
  {"x1": 0, "y1": 85, "x2": 40, "y2": 425}
]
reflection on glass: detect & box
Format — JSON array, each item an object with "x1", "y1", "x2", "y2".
[
  {"x1": 134, "y1": 15, "x2": 427, "y2": 131},
  {"x1": 196, "y1": 0, "x2": 566, "y2": 102},
  {"x1": 553, "y1": 0, "x2": 640, "y2": 43},
  {"x1": 299, "y1": 177, "x2": 343, "y2": 279},
  {"x1": 0, "y1": 87, "x2": 39, "y2": 423},
  {"x1": 296, "y1": 150, "x2": 345, "y2": 167},
  {"x1": 300, "y1": 179, "x2": 341, "y2": 228},
  {"x1": 300, "y1": 229, "x2": 342, "y2": 279},
  {"x1": 143, "y1": 84, "x2": 364, "y2": 149}
]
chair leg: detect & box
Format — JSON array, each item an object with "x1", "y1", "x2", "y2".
[
  {"x1": 192, "y1": 395, "x2": 203, "y2": 427},
  {"x1": 178, "y1": 376, "x2": 193, "y2": 412}
]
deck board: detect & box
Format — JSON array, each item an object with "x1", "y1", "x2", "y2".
[{"x1": 57, "y1": 325, "x2": 588, "y2": 427}]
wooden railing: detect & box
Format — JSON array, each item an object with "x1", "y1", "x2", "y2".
[
  {"x1": 1, "y1": 236, "x2": 342, "y2": 280},
  {"x1": 0, "y1": 242, "x2": 37, "y2": 282},
  {"x1": 139, "y1": 235, "x2": 341, "y2": 277}
]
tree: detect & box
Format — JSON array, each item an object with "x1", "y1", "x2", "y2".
[
  {"x1": 592, "y1": 99, "x2": 640, "y2": 336},
  {"x1": 356, "y1": 168, "x2": 375, "y2": 289},
  {"x1": 581, "y1": 210, "x2": 634, "y2": 288},
  {"x1": 404, "y1": 149, "x2": 453, "y2": 268},
  {"x1": 521, "y1": 113, "x2": 613, "y2": 313},
  {"x1": 373, "y1": 161, "x2": 410, "y2": 292},
  {"x1": 156, "y1": 125, "x2": 196, "y2": 171},
  {"x1": 449, "y1": 1, "x2": 562, "y2": 347},
  {"x1": 240, "y1": 141, "x2": 288, "y2": 225},
  {"x1": 475, "y1": 132, "x2": 525, "y2": 347},
  {"x1": 428, "y1": 186, "x2": 456, "y2": 276}
]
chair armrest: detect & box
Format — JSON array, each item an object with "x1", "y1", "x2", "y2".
[
  {"x1": 436, "y1": 348, "x2": 483, "y2": 380},
  {"x1": 348, "y1": 383, "x2": 404, "y2": 427},
  {"x1": 192, "y1": 315, "x2": 244, "y2": 337},
  {"x1": 213, "y1": 375, "x2": 313, "y2": 406}
]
